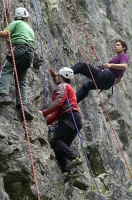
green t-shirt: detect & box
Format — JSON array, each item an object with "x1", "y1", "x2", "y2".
[{"x1": 6, "y1": 20, "x2": 35, "y2": 48}]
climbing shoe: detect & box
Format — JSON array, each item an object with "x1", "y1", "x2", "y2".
[
  {"x1": 63, "y1": 172, "x2": 72, "y2": 183},
  {"x1": 65, "y1": 157, "x2": 82, "y2": 171},
  {"x1": 0, "y1": 94, "x2": 12, "y2": 106},
  {"x1": 17, "y1": 104, "x2": 34, "y2": 120},
  {"x1": 50, "y1": 69, "x2": 57, "y2": 81}
]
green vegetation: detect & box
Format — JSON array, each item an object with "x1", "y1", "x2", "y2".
[
  {"x1": 84, "y1": 146, "x2": 91, "y2": 155},
  {"x1": 102, "y1": 185, "x2": 109, "y2": 194},
  {"x1": 127, "y1": 186, "x2": 132, "y2": 192},
  {"x1": 94, "y1": 171, "x2": 99, "y2": 176},
  {"x1": 92, "y1": 182, "x2": 96, "y2": 192},
  {"x1": 45, "y1": 8, "x2": 51, "y2": 17},
  {"x1": 106, "y1": 18, "x2": 110, "y2": 26},
  {"x1": 126, "y1": 0, "x2": 131, "y2": 3},
  {"x1": 69, "y1": 61, "x2": 74, "y2": 66}
]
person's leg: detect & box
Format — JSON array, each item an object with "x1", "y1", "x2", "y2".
[
  {"x1": 14, "y1": 47, "x2": 34, "y2": 120},
  {"x1": 15, "y1": 66, "x2": 33, "y2": 120},
  {"x1": 63, "y1": 132, "x2": 82, "y2": 171},
  {"x1": 71, "y1": 62, "x2": 101, "y2": 80},
  {"x1": 50, "y1": 121, "x2": 77, "y2": 159},
  {"x1": 54, "y1": 150, "x2": 71, "y2": 182},
  {"x1": 15, "y1": 65, "x2": 27, "y2": 106},
  {"x1": 71, "y1": 62, "x2": 102, "y2": 103},
  {"x1": 0, "y1": 60, "x2": 13, "y2": 94},
  {"x1": 50, "y1": 112, "x2": 82, "y2": 171},
  {"x1": 76, "y1": 69, "x2": 116, "y2": 102},
  {"x1": 76, "y1": 80, "x2": 96, "y2": 103},
  {"x1": 13, "y1": 47, "x2": 29, "y2": 106},
  {"x1": 51, "y1": 129, "x2": 80, "y2": 172},
  {"x1": 62, "y1": 112, "x2": 82, "y2": 170},
  {"x1": 0, "y1": 60, "x2": 13, "y2": 105},
  {"x1": 54, "y1": 150, "x2": 69, "y2": 173}
]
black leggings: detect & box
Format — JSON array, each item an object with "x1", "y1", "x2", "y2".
[{"x1": 50, "y1": 112, "x2": 82, "y2": 172}]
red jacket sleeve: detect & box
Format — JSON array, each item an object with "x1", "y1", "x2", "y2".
[
  {"x1": 46, "y1": 108, "x2": 63, "y2": 125},
  {"x1": 42, "y1": 83, "x2": 67, "y2": 117}
]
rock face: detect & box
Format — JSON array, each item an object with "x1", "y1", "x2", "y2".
[{"x1": 0, "y1": 0, "x2": 132, "y2": 199}]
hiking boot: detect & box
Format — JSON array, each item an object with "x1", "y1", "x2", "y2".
[
  {"x1": 65, "y1": 157, "x2": 82, "y2": 171},
  {"x1": 17, "y1": 104, "x2": 34, "y2": 120},
  {"x1": 50, "y1": 69, "x2": 57, "y2": 81},
  {"x1": 0, "y1": 94, "x2": 12, "y2": 106}
]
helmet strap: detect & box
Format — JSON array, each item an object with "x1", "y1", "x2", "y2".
[
  {"x1": 14, "y1": 17, "x2": 26, "y2": 21},
  {"x1": 16, "y1": 16, "x2": 22, "y2": 20}
]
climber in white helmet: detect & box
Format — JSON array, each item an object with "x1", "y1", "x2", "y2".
[
  {"x1": 39, "y1": 67, "x2": 83, "y2": 178},
  {"x1": 14, "y1": 7, "x2": 29, "y2": 19},
  {"x1": 0, "y1": 7, "x2": 35, "y2": 120}
]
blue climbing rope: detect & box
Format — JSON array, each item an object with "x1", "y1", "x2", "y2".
[{"x1": 31, "y1": 1, "x2": 103, "y2": 199}]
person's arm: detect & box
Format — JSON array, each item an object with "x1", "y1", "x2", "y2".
[
  {"x1": 46, "y1": 109, "x2": 63, "y2": 125},
  {"x1": 0, "y1": 21, "x2": 16, "y2": 39},
  {"x1": 42, "y1": 84, "x2": 67, "y2": 117},
  {"x1": 38, "y1": 109, "x2": 63, "y2": 125},
  {"x1": 102, "y1": 63, "x2": 127, "y2": 70},
  {"x1": 0, "y1": 30, "x2": 9, "y2": 38},
  {"x1": 113, "y1": 78, "x2": 121, "y2": 85}
]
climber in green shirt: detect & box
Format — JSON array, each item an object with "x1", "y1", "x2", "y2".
[
  {"x1": 6, "y1": 19, "x2": 34, "y2": 48},
  {"x1": 0, "y1": 7, "x2": 35, "y2": 120}
]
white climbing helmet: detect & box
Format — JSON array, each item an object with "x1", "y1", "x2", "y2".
[
  {"x1": 59, "y1": 67, "x2": 74, "y2": 79},
  {"x1": 15, "y1": 7, "x2": 29, "y2": 19}
]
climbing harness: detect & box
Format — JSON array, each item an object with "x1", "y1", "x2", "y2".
[
  {"x1": 48, "y1": 127, "x2": 55, "y2": 142},
  {"x1": 6, "y1": 44, "x2": 34, "y2": 69},
  {"x1": 99, "y1": 68, "x2": 116, "y2": 94},
  {"x1": 14, "y1": 44, "x2": 34, "y2": 68}
]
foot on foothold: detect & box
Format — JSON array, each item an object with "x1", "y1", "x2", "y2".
[
  {"x1": 63, "y1": 172, "x2": 71, "y2": 183},
  {"x1": 0, "y1": 94, "x2": 12, "y2": 106},
  {"x1": 65, "y1": 157, "x2": 82, "y2": 171}
]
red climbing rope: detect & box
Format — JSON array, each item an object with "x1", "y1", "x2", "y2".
[
  {"x1": 2, "y1": 1, "x2": 41, "y2": 199},
  {"x1": 69, "y1": 0, "x2": 99, "y2": 61},
  {"x1": 7, "y1": 0, "x2": 12, "y2": 22},
  {"x1": 116, "y1": 83, "x2": 132, "y2": 157},
  {"x1": 61, "y1": 0, "x2": 132, "y2": 178}
]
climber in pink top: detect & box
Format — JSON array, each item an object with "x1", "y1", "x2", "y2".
[{"x1": 71, "y1": 39, "x2": 129, "y2": 102}]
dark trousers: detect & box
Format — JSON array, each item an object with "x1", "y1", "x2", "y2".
[
  {"x1": 71, "y1": 62, "x2": 116, "y2": 102},
  {"x1": 50, "y1": 112, "x2": 82, "y2": 173}
]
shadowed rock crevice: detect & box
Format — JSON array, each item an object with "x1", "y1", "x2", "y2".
[{"x1": 3, "y1": 171, "x2": 35, "y2": 200}]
